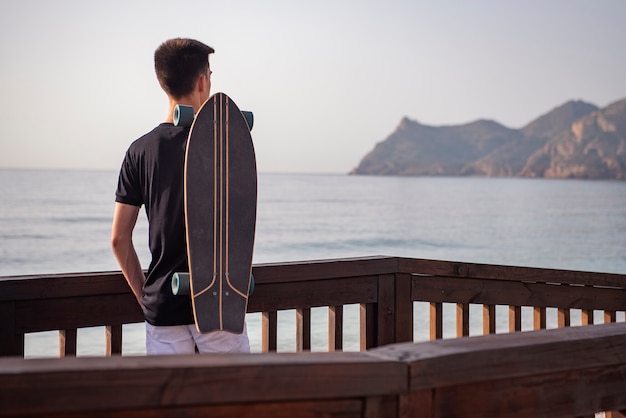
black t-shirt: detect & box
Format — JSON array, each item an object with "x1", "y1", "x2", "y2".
[{"x1": 115, "y1": 123, "x2": 193, "y2": 326}]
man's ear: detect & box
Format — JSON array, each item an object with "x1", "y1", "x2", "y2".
[{"x1": 198, "y1": 74, "x2": 209, "y2": 93}]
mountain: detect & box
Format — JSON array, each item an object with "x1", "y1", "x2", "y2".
[
  {"x1": 351, "y1": 98, "x2": 626, "y2": 180},
  {"x1": 521, "y1": 99, "x2": 626, "y2": 179},
  {"x1": 521, "y1": 100, "x2": 599, "y2": 138},
  {"x1": 462, "y1": 100, "x2": 600, "y2": 177},
  {"x1": 351, "y1": 118, "x2": 521, "y2": 176}
]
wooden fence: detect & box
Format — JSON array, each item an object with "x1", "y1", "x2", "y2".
[{"x1": 1, "y1": 256, "x2": 625, "y2": 417}]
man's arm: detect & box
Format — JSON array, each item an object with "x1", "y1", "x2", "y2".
[{"x1": 111, "y1": 202, "x2": 145, "y2": 308}]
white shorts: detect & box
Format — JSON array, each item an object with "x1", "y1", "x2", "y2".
[{"x1": 145, "y1": 321, "x2": 250, "y2": 355}]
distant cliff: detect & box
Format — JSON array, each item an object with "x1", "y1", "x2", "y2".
[{"x1": 351, "y1": 98, "x2": 626, "y2": 179}]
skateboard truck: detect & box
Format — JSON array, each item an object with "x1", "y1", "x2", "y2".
[
  {"x1": 171, "y1": 272, "x2": 255, "y2": 296},
  {"x1": 174, "y1": 104, "x2": 254, "y2": 131}
]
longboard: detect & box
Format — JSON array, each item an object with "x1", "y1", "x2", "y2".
[{"x1": 178, "y1": 92, "x2": 257, "y2": 334}]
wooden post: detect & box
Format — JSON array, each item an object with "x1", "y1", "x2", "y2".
[
  {"x1": 456, "y1": 303, "x2": 469, "y2": 337},
  {"x1": 377, "y1": 274, "x2": 396, "y2": 347},
  {"x1": 394, "y1": 273, "x2": 413, "y2": 343},
  {"x1": 557, "y1": 308, "x2": 570, "y2": 327},
  {"x1": 328, "y1": 305, "x2": 343, "y2": 351},
  {"x1": 262, "y1": 311, "x2": 278, "y2": 352},
  {"x1": 106, "y1": 325, "x2": 123, "y2": 356},
  {"x1": 430, "y1": 302, "x2": 442, "y2": 340},
  {"x1": 360, "y1": 303, "x2": 377, "y2": 350},
  {"x1": 296, "y1": 308, "x2": 311, "y2": 352},
  {"x1": 59, "y1": 329, "x2": 77, "y2": 357},
  {"x1": 604, "y1": 310, "x2": 617, "y2": 324},
  {"x1": 533, "y1": 306, "x2": 546, "y2": 330},
  {"x1": 0, "y1": 302, "x2": 23, "y2": 357},
  {"x1": 509, "y1": 306, "x2": 521, "y2": 332},
  {"x1": 483, "y1": 304, "x2": 496, "y2": 335}
]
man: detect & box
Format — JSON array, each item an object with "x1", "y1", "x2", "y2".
[{"x1": 111, "y1": 38, "x2": 250, "y2": 355}]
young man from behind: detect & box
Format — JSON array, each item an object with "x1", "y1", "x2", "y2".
[{"x1": 111, "y1": 38, "x2": 250, "y2": 355}]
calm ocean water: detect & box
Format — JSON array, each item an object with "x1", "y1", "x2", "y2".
[{"x1": 1, "y1": 169, "x2": 626, "y2": 357}]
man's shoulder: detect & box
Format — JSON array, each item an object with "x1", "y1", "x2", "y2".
[{"x1": 129, "y1": 124, "x2": 174, "y2": 149}]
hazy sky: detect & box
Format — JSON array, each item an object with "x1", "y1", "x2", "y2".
[{"x1": 1, "y1": 0, "x2": 625, "y2": 173}]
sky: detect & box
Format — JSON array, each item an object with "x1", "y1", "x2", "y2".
[{"x1": 1, "y1": 0, "x2": 625, "y2": 173}]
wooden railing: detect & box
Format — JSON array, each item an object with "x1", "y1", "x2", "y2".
[
  {"x1": 2, "y1": 256, "x2": 625, "y2": 357},
  {"x1": 1, "y1": 256, "x2": 626, "y2": 417}
]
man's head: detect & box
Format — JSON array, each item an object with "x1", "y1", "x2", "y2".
[{"x1": 154, "y1": 38, "x2": 214, "y2": 100}]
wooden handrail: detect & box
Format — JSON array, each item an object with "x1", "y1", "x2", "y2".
[
  {"x1": 398, "y1": 257, "x2": 626, "y2": 287},
  {"x1": 1, "y1": 322, "x2": 625, "y2": 417},
  {"x1": 378, "y1": 321, "x2": 626, "y2": 417}
]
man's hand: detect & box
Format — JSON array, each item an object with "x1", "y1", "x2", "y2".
[{"x1": 111, "y1": 202, "x2": 145, "y2": 308}]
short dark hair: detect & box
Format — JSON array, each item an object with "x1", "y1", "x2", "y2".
[{"x1": 154, "y1": 38, "x2": 214, "y2": 99}]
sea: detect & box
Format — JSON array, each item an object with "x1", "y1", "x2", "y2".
[{"x1": 2, "y1": 169, "x2": 626, "y2": 358}]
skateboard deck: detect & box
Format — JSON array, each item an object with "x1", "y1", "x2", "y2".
[{"x1": 183, "y1": 92, "x2": 257, "y2": 334}]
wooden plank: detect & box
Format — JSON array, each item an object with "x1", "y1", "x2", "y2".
[
  {"x1": 533, "y1": 306, "x2": 546, "y2": 330},
  {"x1": 399, "y1": 389, "x2": 432, "y2": 418},
  {"x1": 106, "y1": 325, "x2": 123, "y2": 356},
  {"x1": 0, "y1": 257, "x2": 397, "y2": 302},
  {"x1": 363, "y1": 395, "x2": 398, "y2": 418},
  {"x1": 377, "y1": 274, "x2": 396, "y2": 346},
  {"x1": 483, "y1": 305, "x2": 496, "y2": 335},
  {"x1": 605, "y1": 310, "x2": 617, "y2": 323},
  {"x1": 60, "y1": 329, "x2": 77, "y2": 357},
  {"x1": 0, "y1": 302, "x2": 23, "y2": 357},
  {"x1": 394, "y1": 273, "x2": 413, "y2": 343},
  {"x1": 557, "y1": 307, "x2": 570, "y2": 327},
  {"x1": 14, "y1": 294, "x2": 143, "y2": 334},
  {"x1": 508, "y1": 305, "x2": 521, "y2": 332},
  {"x1": 360, "y1": 303, "x2": 377, "y2": 350},
  {"x1": 426, "y1": 363, "x2": 626, "y2": 418},
  {"x1": 371, "y1": 322, "x2": 626, "y2": 416},
  {"x1": 456, "y1": 303, "x2": 469, "y2": 337},
  {"x1": 252, "y1": 257, "x2": 399, "y2": 284},
  {"x1": 262, "y1": 311, "x2": 278, "y2": 352},
  {"x1": 0, "y1": 351, "x2": 406, "y2": 417},
  {"x1": 248, "y1": 277, "x2": 378, "y2": 313},
  {"x1": 296, "y1": 308, "x2": 311, "y2": 352},
  {"x1": 429, "y1": 302, "x2": 442, "y2": 340},
  {"x1": 0, "y1": 272, "x2": 133, "y2": 302},
  {"x1": 398, "y1": 257, "x2": 626, "y2": 288},
  {"x1": 411, "y1": 274, "x2": 626, "y2": 311},
  {"x1": 12, "y1": 399, "x2": 365, "y2": 418},
  {"x1": 9, "y1": 256, "x2": 622, "y2": 305},
  {"x1": 328, "y1": 305, "x2": 343, "y2": 351},
  {"x1": 370, "y1": 322, "x2": 626, "y2": 391}
]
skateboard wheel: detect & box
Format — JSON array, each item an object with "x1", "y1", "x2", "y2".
[
  {"x1": 249, "y1": 274, "x2": 255, "y2": 295},
  {"x1": 171, "y1": 272, "x2": 191, "y2": 295},
  {"x1": 242, "y1": 111, "x2": 254, "y2": 131},
  {"x1": 173, "y1": 105, "x2": 195, "y2": 127}
]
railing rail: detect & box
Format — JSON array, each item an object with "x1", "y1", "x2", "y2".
[{"x1": 1, "y1": 322, "x2": 625, "y2": 417}]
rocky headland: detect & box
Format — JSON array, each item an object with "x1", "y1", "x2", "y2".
[{"x1": 351, "y1": 98, "x2": 626, "y2": 179}]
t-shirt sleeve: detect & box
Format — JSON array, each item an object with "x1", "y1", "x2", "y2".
[{"x1": 115, "y1": 148, "x2": 143, "y2": 207}]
